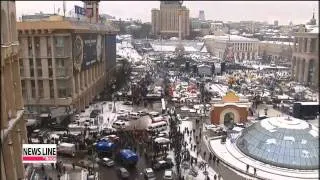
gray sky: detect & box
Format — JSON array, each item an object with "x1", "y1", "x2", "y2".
[{"x1": 16, "y1": 1, "x2": 318, "y2": 25}]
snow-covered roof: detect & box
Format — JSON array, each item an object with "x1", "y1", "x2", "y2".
[
  {"x1": 308, "y1": 27, "x2": 319, "y2": 34},
  {"x1": 203, "y1": 35, "x2": 259, "y2": 42},
  {"x1": 151, "y1": 44, "x2": 199, "y2": 52},
  {"x1": 261, "y1": 116, "x2": 311, "y2": 130}
]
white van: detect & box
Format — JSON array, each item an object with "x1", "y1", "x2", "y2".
[
  {"x1": 146, "y1": 121, "x2": 168, "y2": 132},
  {"x1": 112, "y1": 121, "x2": 127, "y2": 129}
]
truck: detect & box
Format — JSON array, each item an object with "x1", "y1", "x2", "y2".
[{"x1": 57, "y1": 143, "x2": 76, "y2": 157}]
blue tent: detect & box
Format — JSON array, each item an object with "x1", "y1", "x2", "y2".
[
  {"x1": 96, "y1": 140, "x2": 115, "y2": 152},
  {"x1": 119, "y1": 149, "x2": 138, "y2": 164}
]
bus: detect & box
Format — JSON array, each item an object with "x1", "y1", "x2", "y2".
[
  {"x1": 117, "y1": 149, "x2": 139, "y2": 167},
  {"x1": 146, "y1": 121, "x2": 168, "y2": 132}
]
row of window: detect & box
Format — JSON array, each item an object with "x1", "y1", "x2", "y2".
[
  {"x1": 25, "y1": 36, "x2": 66, "y2": 57},
  {"x1": 19, "y1": 58, "x2": 65, "y2": 78},
  {"x1": 21, "y1": 79, "x2": 70, "y2": 99}
]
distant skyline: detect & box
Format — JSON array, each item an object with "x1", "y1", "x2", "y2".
[{"x1": 16, "y1": 1, "x2": 318, "y2": 25}]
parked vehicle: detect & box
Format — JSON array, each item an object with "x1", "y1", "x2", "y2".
[
  {"x1": 144, "y1": 168, "x2": 156, "y2": 180},
  {"x1": 163, "y1": 169, "x2": 173, "y2": 180},
  {"x1": 100, "y1": 157, "x2": 115, "y2": 167},
  {"x1": 117, "y1": 167, "x2": 130, "y2": 179},
  {"x1": 146, "y1": 121, "x2": 168, "y2": 132},
  {"x1": 138, "y1": 111, "x2": 148, "y2": 116},
  {"x1": 112, "y1": 121, "x2": 127, "y2": 129},
  {"x1": 152, "y1": 159, "x2": 173, "y2": 171},
  {"x1": 129, "y1": 112, "x2": 140, "y2": 120}
]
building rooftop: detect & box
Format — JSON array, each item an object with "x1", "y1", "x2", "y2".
[
  {"x1": 203, "y1": 35, "x2": 259, "y2": 42},
  {"x1": 17, "y1": 18, "x2": 118, "y2": 33}
]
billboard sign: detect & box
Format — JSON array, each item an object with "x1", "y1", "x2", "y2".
[
  {"x1": 73, "y1": 33, "x2": 102, "y2": 70},
  {"x1": 22, "y1": 144, "x2": 57, "y2": 164}
]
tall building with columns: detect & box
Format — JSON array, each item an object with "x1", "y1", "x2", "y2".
[
  {"x1": 204, "y1": 35, "x2": 260, "y2": 62},
  {"x1": 1, "y1": 1, "x2": 28, "y2": 180},
  {"x1": 17, "y1": 11, "x2": 117, "y2": 122},
  {"x1": 291, "y1": 26, "x2": 319, "y2": 88},
  {"x1": 151, "y1": 1, "x2": 190, "y2": 39}
]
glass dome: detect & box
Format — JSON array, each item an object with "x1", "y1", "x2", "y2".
[{"x1": 236, "y1": 117, "x2": 319, "y2": 170}]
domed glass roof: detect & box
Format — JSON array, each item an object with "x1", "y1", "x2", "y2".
[{"x1": 236, "y1": 117, "x2": 319, "y2": 170}]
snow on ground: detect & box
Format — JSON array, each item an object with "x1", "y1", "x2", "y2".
[
  {"x1": 117, "y1": 41, "x2": 142, "y2": 63},
  {"x1": 178, "y1": 120, "x2": 221, "y2": 179}
]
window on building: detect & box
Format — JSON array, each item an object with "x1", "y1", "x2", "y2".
[
  {"x1": 49, "y1": 68, "x2": 53, "y2": 78},
  {"x1": 58, "y1": 88, "x2": 67, "y2": 98},
  {"x1": 49, "y1": 80, "x2": 54, "y2": 98},
  {"x1": 29, "y1": 58, "x2": 34, "y2": 67},
  {"x1": 36, "y1": 58, "x2": 41, "y2": 68},
  {"x1": 38, "y1": 80, "x2": 44, "y2": 98},
  {"x1": 47, "y1": 36, "x2": 52, "y2": 57},
  {"x1": 48, "y1": 58, "x2": 52, "y2": 67},
  {"x1": 28, "y1": 37, "x2": 33, "y2": 56},
  {"x1": 21, "y1": 80, "x2": 27, "y2": 99},
  {"x1": 37, "y1": 69, "x2": 42, "y2": 77},
  {"x1": 30, "y1": 69, "x2": 34, "y2": 77},
  {"x1": 55, "y1": 36, "x2": 64, "y2": 48},
  {"x1": 19, "y1": 59, "x2": 24, "y2": 76},
  {"x1": 31, "y1": 80, "x2": 36, "y2": 98}
]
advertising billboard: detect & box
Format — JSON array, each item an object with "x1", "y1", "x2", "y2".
[{"x1": 73, "y1": 33, "x2": 102, "y2": 71}]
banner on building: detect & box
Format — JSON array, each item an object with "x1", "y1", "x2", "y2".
[
  {"x1": 72, "y1": 33, "x2": 102, "y2": 70},
  {"x1": 22, "y1": 144, "x2": 57, "y2": 164}
]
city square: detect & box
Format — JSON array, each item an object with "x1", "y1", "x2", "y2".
[{"x1": 1, "y1": 1, "x2": 319, "y2": 180}]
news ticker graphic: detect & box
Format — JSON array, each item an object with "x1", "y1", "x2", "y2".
[{"x1": 22, "y1": 144, "x2": 57, "y2": 164}]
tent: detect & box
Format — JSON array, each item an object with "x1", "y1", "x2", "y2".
[
  {"x1": 119, "y1": 149, "x2": 138, "y2": 164},
  {"x1": 96, "y1": 140, "x2": 115, "y2": 152}
]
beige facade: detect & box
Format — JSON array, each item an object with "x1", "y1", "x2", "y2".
[
  {"x1": 291, "y1": 27, "x2": 319, "y2": 88},
  {"x1": 17, "y1": 18, "x2": 116, "y2": 120},
  {"x1": 151, "y1": 1, "x2": 190, "y2": 38},
  {"x1": 1, "y1": 1, "x2": 28, "y2": 180},
  {"x1": 259, "y1": 41, "x2": 293, "y2": 64},
  {"x1": 204, "y1": 35, "x2": 260, "y2": 61}
]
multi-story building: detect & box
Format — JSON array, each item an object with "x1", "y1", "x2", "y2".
[
  {"x1": 204, "y1": 35, "x2": 260, "y2": 62},
  {"x1": 259, "y1": 41, "x2": 293, "y2": 65},
  {"x1": 151, "y1": 1, "x2": 190, "y2": 39},
  {"x1": 292, "y1": 26, "x2": 319, "y2": 88},
  {"x1": 17, "y1": 4, "x2": 117, "y2": 122},
  {"x1": 1, "y1": 1, "x2": 28, "y2": 179}
]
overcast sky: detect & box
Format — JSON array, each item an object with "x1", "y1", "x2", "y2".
[{"x1": 16, "y1": 1, "x2": 318, "y2": 25}]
